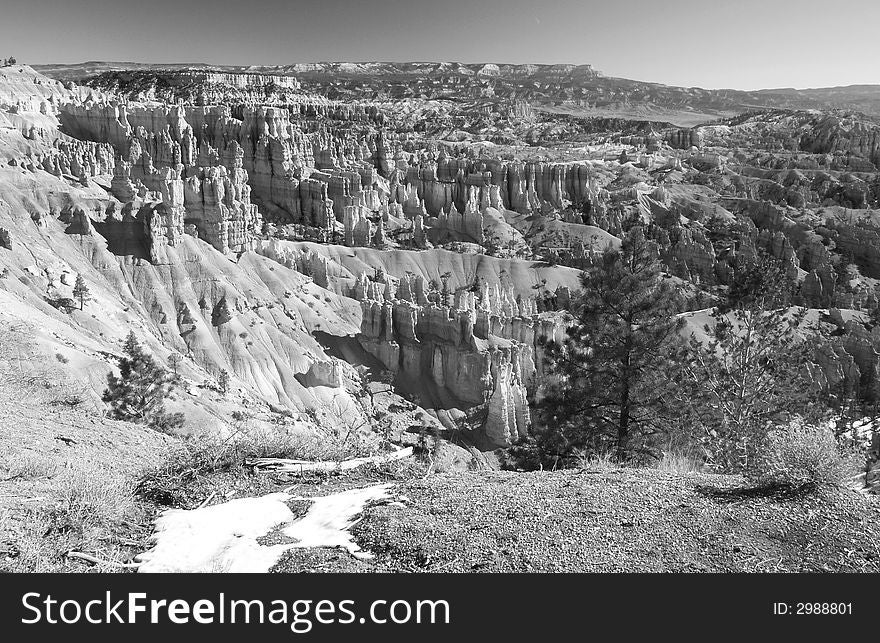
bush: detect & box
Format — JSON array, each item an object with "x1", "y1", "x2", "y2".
[
  {"x1": 502, "y1": 436, "x2": 546, "y2": 471},
  {"x1": 502, "y1": 434, "x2": 585, "y2": 471},
  {"x1": 747, "y1": 421, "x2": 860, "y2": 491},
  {"x1": 148, "y1": 411, "x2": 186, "y2": 434}
]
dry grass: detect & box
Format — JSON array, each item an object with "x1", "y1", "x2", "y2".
[
  {"x1": 576, "y1": 451, "x2": 620, "y2": 471},
  {"x1": 654, "y1": 451, "x2": 705, "y2": 475},
  {"x1": 1, "y1": 453, "x2": 58, "y2": 481},
  {"x1": 0, "y1": 322, "x2": 173, "y2": 573},
  {"x1": 2, "y1": 468, "x2": 142, "y2": 572}
]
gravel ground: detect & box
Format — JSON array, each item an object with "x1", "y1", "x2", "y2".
[{"x1": 272, "y1": 466, "x2": 880, "y2": 573}]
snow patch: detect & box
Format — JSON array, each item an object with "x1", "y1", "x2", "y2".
[{"x1": 136, "y1": 483, "x2": 394, "y2": 572}]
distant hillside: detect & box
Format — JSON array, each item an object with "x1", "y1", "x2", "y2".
[{"x1": 33, "y1": 61, "x2": 880, "y2": 124}]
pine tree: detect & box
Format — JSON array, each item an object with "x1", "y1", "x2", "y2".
[
  {"x1": 535, "y1": 227, "x2": 687, "y2": 464},
  {"x1": 103, "y1": 332, "x2": 183, "y2": 430},
  {"x1": 167, "y1": 353, "x2": 182, "y2": 380},
  {"x1": 722, "y1": 248, "x2": 797, "y2": 312},
  {"x1": 72, "y1": 274, "x2": 91, "y2": 310},
  {"x1": 218, "y1": 369, "x2": 230, "y2": 396},
  {"x1": 674, "y1": 305, "x2": 825, "y2": 473},
  {"x1": 673, "y1": 248, "x2": 828, "y2": 472}
]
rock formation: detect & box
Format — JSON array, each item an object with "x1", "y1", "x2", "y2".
[{"x1": 356, "y1": 272, "x2": 567, "y2": 447}]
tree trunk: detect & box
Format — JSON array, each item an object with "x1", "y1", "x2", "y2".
[
  {"x1": 617, "y1": 327, "x2": 633, "y2": 462},
  {"x1": 617, "y1": 387, "x2": 630, "y2": 462}
]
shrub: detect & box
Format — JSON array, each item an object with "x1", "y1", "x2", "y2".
[
  {"x1": 148, "y1": 411, "x2": 186, "y2": 434},
  {"x1": 747, "y1": 420, "x2": 860, "y2": 491},
  {"x1": 49, "y1": 394, "x2": 84, "y2": 407},
  {"x1": 502, "y1": 436, "x2": 546, "y2": 471},
  {"x1": 230, "y1": 410, "x2": 251, "y2": 423}
]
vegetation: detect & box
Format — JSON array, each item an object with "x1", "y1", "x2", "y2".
[
  {"x1": 529, "y1": 227, "x2": 686, "y2": 466},
  {"x1": 218, "y1": 369, "x2": 230, "y2": 396},
  {"x1": 2, "y1": 468, "x2": 142, "y2": 572},
  {"x1": 515, "y1": 227, "x2": 867, "y2": 492},
  {"x1": 747, "y1": 420, "x2": 861, "y2": 490},
  {"x1": 102, "y1": 332, "x2": 184, "y2": 432},
  {"x1": 136, "y1": 423, "x2": 388, "y2": 507},
  {"x1": 673, "y1": 306, "x2": 824, "y2": 473},
  {"x1": 72, "y1": 274, "x2": 91, "y2": 310}
]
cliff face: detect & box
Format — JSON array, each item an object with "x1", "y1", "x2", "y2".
[
  {"x1": 355, "y1": 271, "x2": 568, "y2": 447},
  {"x1": 387, "y1": 154, "x2": 599, "y2": 217},
  {"x1": 800, "y1": 114, "x2": 880, "y2": 168},
  {"x1": 0, "y1": 65, "x2": 95, "y2": 113},
  {"x1": 57, "y1": 102, "x2": 392, "y2": 243},
  {"x1": 0, "y1": 67, "x2": 414, "y2": 441}
]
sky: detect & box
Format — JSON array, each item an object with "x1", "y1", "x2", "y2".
[{"x1": 1, "y1": 0, "x2": 878, "y2": 91}]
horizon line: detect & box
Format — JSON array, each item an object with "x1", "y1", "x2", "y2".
[{"x1": 24, "y1": 59, "x2": 880, "y2": 94}]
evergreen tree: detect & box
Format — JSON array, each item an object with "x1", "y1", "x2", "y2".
[
  {"x1": 72, "y1": 274, "x2": 91, "y2": 310},
  {"x1": 218, "y1": 369, "x2": 230, "y2": 396},
  {"x1": 722, "y1": 248, "x2": 797, "y2": 312},
  {"x1": 167, "y1": 353, "x2": 183, "y2": 380},
  {"x1": 103, "y1": 332, "x2": 183, "y2": 430},
  {"x1": 535, "y1": 227, "x2": 687, "y2": 464},
  {"x1": 674, "y1": 305, "x2": 825, "y2": 473}
]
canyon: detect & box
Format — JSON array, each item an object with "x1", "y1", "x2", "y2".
[{"x1": 1, "y1": 58, "x2": 879, "y2": 486}]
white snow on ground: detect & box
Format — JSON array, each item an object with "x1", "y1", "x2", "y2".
[
  {"x1": 136, "y1": 483, "x2": 394, "y2": 572},
  {"x1": 282, "y1": 485, "x2": 393, "y2": 559}
]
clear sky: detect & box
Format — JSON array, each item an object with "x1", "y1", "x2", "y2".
[{"x1": 1, "y1": 0, "x2": 877, "y2": 91}]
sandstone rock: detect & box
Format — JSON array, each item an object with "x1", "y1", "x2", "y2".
[
  {"x1": 301, "y1": 359, "x2": 343, "y2": 388},
  {"x1": 356, "y1": 274, "x2": 567, "y2": 447}
]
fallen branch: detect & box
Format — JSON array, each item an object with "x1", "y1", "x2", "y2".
[
  {"x1": 65, "y1": 550, "x2": 142, "y2": 568},
  {"x1": 196, "y1": 491, "x2": 217, "y2": 509},
  {"x1": 247, "y1": 447, "x2": 413, "y2": 474}
]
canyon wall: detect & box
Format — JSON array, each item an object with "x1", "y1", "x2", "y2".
[{"x1": 355, "y1": 271, "x2": 568, "y2": 447}]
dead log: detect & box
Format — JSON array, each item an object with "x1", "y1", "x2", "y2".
[
  {"x1": 247, "y1": 447, "x2": 413, "y2": 474},
  {"x1": 65, "y1": 550, "x2": 142, "y2": 568}
]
